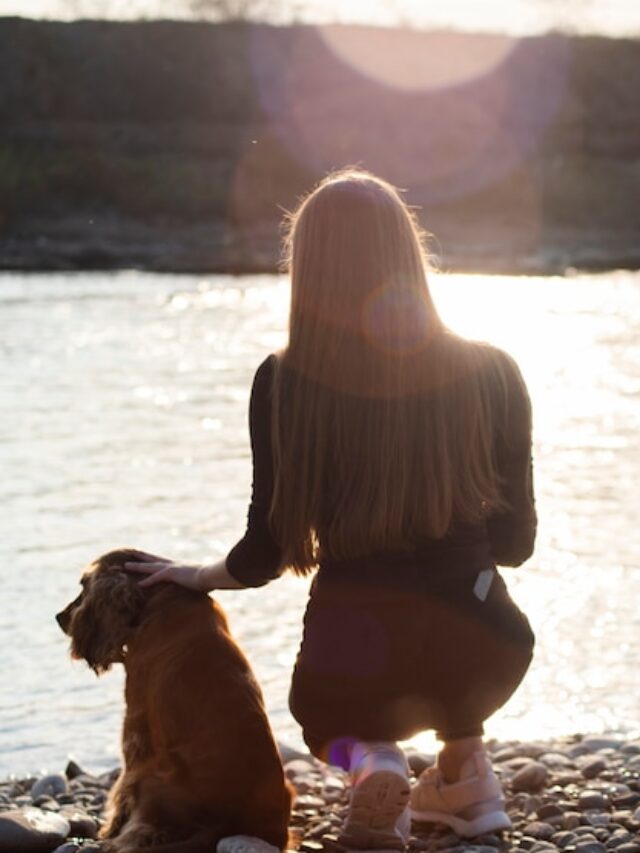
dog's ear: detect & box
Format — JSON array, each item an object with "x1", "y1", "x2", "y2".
[{"x1": 69, "y1": 571, "x2": 145, "y2": 674}]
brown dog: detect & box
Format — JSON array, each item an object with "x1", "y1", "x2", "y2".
[{"x1": 56, "y1": 548, "x2": 292, "y2": 853}]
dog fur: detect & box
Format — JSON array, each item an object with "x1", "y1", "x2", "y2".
[{"x1": 56, "y1": 549, "x2": 292, "y2": 853}]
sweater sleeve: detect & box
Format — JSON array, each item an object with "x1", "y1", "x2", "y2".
[
  {"x1": 486, "y1": 351, "x2": 537, "y2": 567},
  {"x1": 225, "y1": 355, "x2": 284, "y2": 587}
]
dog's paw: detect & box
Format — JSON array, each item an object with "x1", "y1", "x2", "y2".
[{"x1": 217, "y1": 835, "x2": 281, "y2": 853}]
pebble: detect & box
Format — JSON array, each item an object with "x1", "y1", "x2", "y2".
[
  {"x1": 30, "y1": 776, "x2": 68, "y2": 802},
  {"x1": 60, "y1": 809, "x2": 98, "y2": 838},
  {"x1": 0, "y1": 808, "x2": 70, "y2": 852},
  {"x1": 63, "y1": 762, "x2": 84, "y2": 780},
  {"x1": 525, "y1": 822, "x2": 557, "y2": 840},
  {"x1": 539, "y1": 804, "x2": 566, "y2": 820},
  {"x1": 406, "y1": 753, "x2": 434, "y2": 777},
  {"x1": 580, "y1": 792, "x2": 610, "y2": 811},
  {"x1": 514, "y1": 762, "x2": 550, "y2": 793},
  {"x1": 581, "y1": 738, "x2": 625, "y2": 753},
  {"x1": 579, "y1": 758, "x2": 608, "y2": 779},
  {"x1": 573, "y1": 843, "x2": 608, "y2": 853},
  {"x1": 552, "y1": 831, "x2": 579, "y2": 847}
]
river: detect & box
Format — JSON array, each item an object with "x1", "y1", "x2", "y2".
[{"x1": 1, "y1": 269, "x2": 639, "y2": 777}]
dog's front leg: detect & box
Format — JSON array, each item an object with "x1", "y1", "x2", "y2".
[{"x1": 100, "y1": 770, "x2": 135, "y2": 839}]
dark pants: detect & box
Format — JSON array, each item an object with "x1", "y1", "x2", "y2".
[{"x1": 289, "y1": 565, "x2": 534, "y2": 767}]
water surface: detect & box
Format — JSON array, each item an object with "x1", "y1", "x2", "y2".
[{"x1": 1, "y1": 270, "x2": 639, "y2": 777}]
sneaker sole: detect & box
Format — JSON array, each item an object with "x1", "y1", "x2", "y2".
[
  {"x1": 340, "y1": 770, "x2": 411, "y2": 850},
  {"x1": 410, "y1": 807, "x2": 512, "y2": 838}
]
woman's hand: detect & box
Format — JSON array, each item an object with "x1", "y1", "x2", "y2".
[
  {"x1": 124, "y1": 553, "x2": 246, "y2": 592},
  {"x1": 124, "y1": 553, "x2": 210, "y2": 591}
]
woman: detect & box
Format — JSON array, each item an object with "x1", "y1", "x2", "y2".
[{"x1": 128, "y1": 168, "x2": 536, "y2": 847}]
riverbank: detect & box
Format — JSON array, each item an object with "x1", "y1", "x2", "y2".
[
  {"x1": 1, "y1": 735, "x2": 639, "y2": 853},
  {"x1": 1, "y1": 19, "x2": 639, "y2": 274}
]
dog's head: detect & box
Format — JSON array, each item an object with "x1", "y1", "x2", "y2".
[{"x1": 56, "y1": 549, "x2": 149, "y2": 674}]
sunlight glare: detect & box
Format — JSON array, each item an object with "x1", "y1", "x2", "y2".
[{"x1": 317, "y1": 26, "x2": 516, "y2": 91}]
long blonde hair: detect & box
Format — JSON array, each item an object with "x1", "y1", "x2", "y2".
[{"x1": 270, "y1": 168, "x2": 513, "y2": 574}]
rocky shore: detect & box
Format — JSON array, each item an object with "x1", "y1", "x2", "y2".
[
  {"x1": 1, "y1": 19, "x2": 640, "y2": 275},
  {"x1": 2, "y1": 735, "x2": 639, "y2": 853}
]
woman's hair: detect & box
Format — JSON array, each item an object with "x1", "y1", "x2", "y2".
[{"x1": 270, "y1": 167, "x2": 514, "y2": 574}]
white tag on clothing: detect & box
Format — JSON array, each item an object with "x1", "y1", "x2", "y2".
[{"x1": 473, "y1": 568, "x2": 495, "y2": 602}]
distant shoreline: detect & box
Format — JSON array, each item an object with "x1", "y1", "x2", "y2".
[
  {"x1": 1, "y1": 19, "x2": 639, "y2": 275},
  {"x1": 2, "y1": 227, "x2": 640, "y2": 276}
]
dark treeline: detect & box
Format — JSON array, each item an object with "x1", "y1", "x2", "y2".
[{"x1": 1, "y1": 18, "x2": 639, "y2": 273}]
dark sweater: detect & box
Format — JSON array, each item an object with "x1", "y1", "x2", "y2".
[{"x1": 226, "y1": 352, "x2": 536, "y2": 588}]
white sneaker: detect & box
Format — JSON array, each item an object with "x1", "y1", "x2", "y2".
[
  {"x1": 339, "y1": 742, "x2": 411, "y2": 850},
  {"x1": 410, "y1": 751, "x2": 511, "y2": 838}
]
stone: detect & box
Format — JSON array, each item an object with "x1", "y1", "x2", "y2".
[
  {"x1": 586, "y1": 813, "x2": 611, "y2": 827},
  {"x1": 592, "y1": 783, "x2": 630, "y2": 798},
  {"x1": 299, "y1": 841, "x2": 324, "y2": 853},
  {"x1": 539, "y1": 753, "x2": 576, "y2": 769},
  {"x1": 473, "y1": 836, "x2": 502, "y2": 848},
  {"x1": 578, "y1": 758, "x2": 607, "y2": 780},
  {"x1": 96, "y1": 769, "x2": 120, "y2": 789},
  {"x1": 492, "y1": 748, "x2": 521, "y2": 763},
  {"x1": 51, "y1": 845, "x2": 79, "y2": 853},
  {"x1": 307, "y1": 821, "x2": 334, "y2": 839},
  {"x1": 33, "y1": 797, "x2": 60, "y2": 811},
  {"x1": 612, "y1": 794, "x2": 640, "y2": 809},
  {"x1": 292, "y1": 794, "x2": 325, "y2": 809},
  {"x1": 406, "y1": 753, "x2": 434, "y2": 777},
  {"x1": 564, "y1": 813, "x2": 584, "y2": 830},
  {"x1": 0, "y1": 808, "x2": 70, "y2": 852},
  {"x1": 59, "y1": 810, "x2": 98, "y2": 839},
  {"x1": 29, "y1": 777, "x2": 67, "y2": 804},
  {"x1": 552, "y1": 831, "x2": 578, "y2": 848},
  {"x1": 537, "y1": 803, "x2": 565, "y2": 820},
  {"x1": 615, "y1": 846, "x2": 640, "y2": 853},
  {"x1": 513, "y1": 763, "x2": 549, "y2": 793},
  {"x1": 523, "y1": 796, "x2": 543, "y2": 815},
  {"x1": 574, "y1": 843, "x2": 607, "y2": 853},
  {"x1": 606, "y1": 831, "x2": 632, "y2": 847},
  {"x1": 64, "y1": 763, "x2": 83, "y2": 781},
  {"x1": 579, "y1": 792, "x2": 609, "y2": 811},
  {"x1": 284, "y1": 760, "x2": 316, "y2": 779},
  {"x1": 556, "y1": 773, "x2": 585, "y2": 786},
  {"x1": 523, "y1": 822, "x2": 555, "y2": 840},
  {"x1": 581, "y1": 738, "x2": 624, "y2": 753}
]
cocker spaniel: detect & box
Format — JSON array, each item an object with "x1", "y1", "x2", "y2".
[{"x1": 56, "y1": 548, "x2": 292, "y2": 853}]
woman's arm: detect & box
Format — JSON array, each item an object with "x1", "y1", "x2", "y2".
[
  {"x1": 223, "y1": 354, "x2": 285, "y2": 586},
  {"x1": 486, "y1": 352, "x2": 537, "y2": 568},
  {"x1": 125, "y1": 555, "x2": 245, "y2": 591}
]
